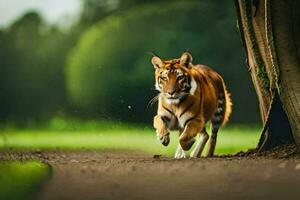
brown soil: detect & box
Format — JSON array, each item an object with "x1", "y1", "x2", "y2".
[{"x1": 1, "y1": 148, "x2": 300, "y2": 200}]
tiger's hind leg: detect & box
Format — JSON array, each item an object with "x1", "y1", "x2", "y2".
[
  {"x1": 206, "y1": 123, "x2": 219, "y2": 157},
  {"x1": 190, "y1": 128, "x2": 209, "y2": 158}
]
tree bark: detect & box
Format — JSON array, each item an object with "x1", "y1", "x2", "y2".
[{"x1": 235, "y1": 0, "x2": 300, "y2": 150}]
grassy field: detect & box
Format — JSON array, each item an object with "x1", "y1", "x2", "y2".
[
  {"x1": 0, "y1": 121, "x2": 261, "y2": 199},
  {"x1": 0, "y1": 161, "x2": 50, "y2": 200},
  {"x1": 0, "y1": 119, "x2": 261, "y2": 156}
]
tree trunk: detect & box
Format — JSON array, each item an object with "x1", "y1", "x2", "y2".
[{"x1": 235, "y1": 0, "x2": 300, "y2": 150}]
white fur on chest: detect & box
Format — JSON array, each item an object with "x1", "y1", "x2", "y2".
[
  {"x1": 165, "y1": 98, "x2": 180, "y2": 105},
  {"x1": 177, "y1": 111, "x2": 194, "y2": 129}
]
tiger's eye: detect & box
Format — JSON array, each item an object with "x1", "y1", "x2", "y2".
[
  {"x1": 161, "y1": 77, "x2": 167, "y2": 81},
  {"x1": 177, "y1": 75, "x2": 184, "y2": 80}
]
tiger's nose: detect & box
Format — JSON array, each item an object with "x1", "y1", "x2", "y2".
[{"x1": 167, "y1": 90, "x2": 176, "y2": 96}]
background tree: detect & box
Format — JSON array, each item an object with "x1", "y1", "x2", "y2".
[
  {"x1": 235, "y1": 0, "x2": 300, "y2": 149},
  {"x1": 0, "y1": 12, "x2": 73, "y2": 123}
]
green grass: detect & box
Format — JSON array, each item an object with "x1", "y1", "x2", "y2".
[
  {"x1": 0, "y1": 119, "x2": 261, "y2": 156},
  {"x1": 0, "y1": 161, "x2": 50, "y2": 200}
]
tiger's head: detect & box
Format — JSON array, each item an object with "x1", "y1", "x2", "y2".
[{"x1": 151, "y1": 52, "x2": 196, "y2": 105}]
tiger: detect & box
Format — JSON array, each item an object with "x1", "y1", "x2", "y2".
[{"x1": 151, "y1": 52, "x2": 232, "y2": 158}]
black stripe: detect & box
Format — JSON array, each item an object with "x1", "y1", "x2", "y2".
[
  {"x1": 183, "y1": 116, "x2": 196, "y2": 128},
  {"x1": 214, "y1": 112, "x2": 222, "y2": 117},
  {"x1": 162, "y1": 105, "x2": 173, "y2": 114},
  {"x1": 215, "y1": 108, "x2": 224, "y2": 115},
  {"x1": 161, "y1": 116, "x2": 170, "y2": 123},
  {"x1": 178, "y1": 94, "x2": 188, "y2": 106},
  {"x1": 183, "y1": 85, "x2": 191, "y2": 93},
  {"x1": 183, "y1": 76, "x2": 192, "y2": 93},
  {"x1": 214, "y1": 112, "x2": 223, "y2": 117},
  {"x1": 179, "y1": 102, "x2": 194, "y2": 118},
  {"x1": 212, "y1": 127, "x2": 219, "y2": 134},
  {"x1": 211, "y1": 130, "x2": 218, "y2": 137}
]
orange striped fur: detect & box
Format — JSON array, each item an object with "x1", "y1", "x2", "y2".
[{"x1": 152, "y1": 52, "x2": 232, "y2": 158}]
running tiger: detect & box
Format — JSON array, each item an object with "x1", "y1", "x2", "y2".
[{"x1": 151, "y1": 52, "x2": 232, "y2": 158}]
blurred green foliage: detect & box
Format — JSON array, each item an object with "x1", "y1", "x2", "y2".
[
  {"x1": 67, "y1": 1, "x2": 259, "y2": 122},
  {"x1": 0, "y1": 161, "x2": 50, "y2": 200},
  {"x1": 0, "y1": 12, "x2": 73, "y2": 123},
  {"x1": 0, "y1": 0, "x2": 260, "y2": 125}
]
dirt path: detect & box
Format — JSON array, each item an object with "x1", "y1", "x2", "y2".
[{"x1": 20, "y1": 151, "x2": 299, "y2": 200}]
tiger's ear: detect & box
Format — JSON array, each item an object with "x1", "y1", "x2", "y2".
[
  {"x1": 151, "y1": 56, "x2": 164, "y2": 69},
  {"x1": 180, "y1": 52, "x2": 193, "y2": 68}
]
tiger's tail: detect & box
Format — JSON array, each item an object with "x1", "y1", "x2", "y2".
[
  {"x1": 211, "y1": 77, "x2": 232, "y2": 133},
  {"x1": 222, "y1": 83, "x2": 232, "y2": 125}
]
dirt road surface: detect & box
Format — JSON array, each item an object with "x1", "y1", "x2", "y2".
[
  {"x1": 1, "y1": 150, "x2": 300, "y2": 200},
  {"x1": 25, "y1": 151, "x2": 300, "y2": 200}
]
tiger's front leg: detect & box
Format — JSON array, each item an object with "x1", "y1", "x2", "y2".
[
  {"x1": 179, "y1": 118, "x2": 204, "y2": 151},
  {"x1": 153, "y1": 115, "x2": 170, "y2": 146},
  {"x1": 174, "y1": 129, "x2": 187, "y2": 159}
]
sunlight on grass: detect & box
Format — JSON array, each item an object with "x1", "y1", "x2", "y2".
[
  {"x1": 0, "y1": 123, "x2": 261, "y2": 156},
  {"x1": 0, "y1": 161, "x2": 50, "y2": 200}
]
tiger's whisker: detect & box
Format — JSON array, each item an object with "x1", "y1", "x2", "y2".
[{"x1": 147, "y1": 95, "x2": 159, "y2": 108}]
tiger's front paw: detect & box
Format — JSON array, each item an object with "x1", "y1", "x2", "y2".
[{"x1": 156, "y1": 132, "x2": 170, "y2": 146}]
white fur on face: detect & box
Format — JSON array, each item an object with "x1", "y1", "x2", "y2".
[
  {"x1": 164, "y1": 98, "x2": 180, "y2": 105},
  {"x1": 190, "y1": 77, "x2": 197, "y2": 95},
  {"x1": 155, "y1": 82, "x2": 161, "y2": 91}
]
